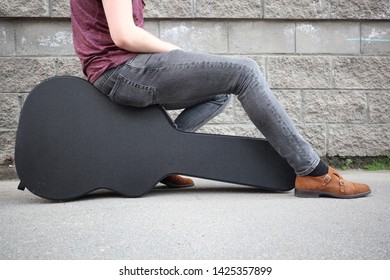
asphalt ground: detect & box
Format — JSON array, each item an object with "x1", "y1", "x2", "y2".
[{"x1": 1, "y1": 170, "x2": 389, "y2": 260}]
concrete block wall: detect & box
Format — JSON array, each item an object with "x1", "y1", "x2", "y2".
[{"x1": 1, "y1": 0, "x2": 390, "y2": 174}]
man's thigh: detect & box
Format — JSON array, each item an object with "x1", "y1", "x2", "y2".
[{"x1": 118, "y1": 50, "x2": 244, "y2": 106}]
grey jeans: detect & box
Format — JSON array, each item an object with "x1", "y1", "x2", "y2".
[{"x1": 93, "y1": 50, "x2": 320, "y2": 176}]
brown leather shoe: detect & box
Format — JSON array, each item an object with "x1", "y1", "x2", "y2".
[
  {"x1": 160, "y1": 175, "x2": 195, "y2": 188},
  {"x1": 295, "y1": 167, "x2": 371, "y2": 198}
]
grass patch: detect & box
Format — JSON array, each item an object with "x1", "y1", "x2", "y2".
[
  {"x1": 322, "y1": 156, "x2": 390, "y2": 171},
  {"x1": 363, "y1": 156, "x2": 390, "y2": 171}
]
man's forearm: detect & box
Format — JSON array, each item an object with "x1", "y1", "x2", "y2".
[{"x1": 115, "y1": 26, "x2": 181, "y2": 53}]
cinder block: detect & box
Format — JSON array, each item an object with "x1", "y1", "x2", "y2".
[
  {"x1": 0, "y1": 131, "x2": 16, "y2": 165},
  {"x1": 144, "y1": 0, "x2": 193, "y2": 18},
  {"x1": 268, "y1": 56, "x2": 331, "y2": 89},
  {"x1": 334, "y1": 57, "x2": 390, "y2": 89},
  {"x1": 0, "y1": 94, "x2": 20, "y2": 129},
  {"x1": 144, "y1": 20, "x2": 160, "y2": 37},
  {"x1": 303, "y1": 90, "x2": 367, "y2": 123},
  {"x1": 0, "y1": 57, "x2": 55, "y2": 92},
  {"x1": 328, "y1": 125, "x2": 390, "y2": 156},
  {"x1": 0, "y1": 165, "x2": 17, "y2": 180},
  {"x1": 15, "y1": 20, "x2": 74, "y2": 56},
  {"x1": 273, "y1": 90, "x2": 302, "y2": 124},
  {"x1": 195, "y1": 0, "x2": 262, "y2": 18},
  {"x1": 0, "y1": 0, "x2": 49, "y2": 17},
  {"x1": 368, "y1": 91, "x2": 390, "y2": 123},
  {"x1": 0, "y1": 21, "x2": 15, "y2": 56},
  {"x1": 229, "y1": 21, "x2": 295, "y2": 54},
  {"x1": 51, "y1": 0, "x2": 70, "y2": 18},
  {"x1": 160, "y1": 21, "x2": 228, "y2": 53},
  {"x1": 297, "y1": 124, "x2": 327, "y2": 156},
  {"x1": 330, "y1": 0, "x2": 390, "y2": 19},
  {"x1": 296, "y1": 22, "x2": 360, "y2": 54},
  {"x1": 362, "y1": 22, "x2": 390, "y2": 54},
  {"x1": 265, "y1": 0, "x2": 330, "y2": 19},
  {"x1": 56, "y1": 57, "x2": 85, "y2": 78}
]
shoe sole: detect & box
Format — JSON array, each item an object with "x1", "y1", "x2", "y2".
[
  {"x1": 295, "y1": 189, "x2": 371, "y2": 199},
  {"x1": 158, "y1": 182, "x2": 195, "y2": 188}
]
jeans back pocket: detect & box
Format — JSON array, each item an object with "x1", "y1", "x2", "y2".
[{"x1": 109, "y1": 74, "x2": 156, "y2": 107}]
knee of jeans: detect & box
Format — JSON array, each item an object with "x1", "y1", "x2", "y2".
[
  {"x1": 237, "y1": 57, "x2": 263, "y2": 77},
  {"x1": 242, "y1": 57, "x2": 259, "y2": 71},
  {"x1": 238, "y1": 58, "x2": 269, "y2": 92}
]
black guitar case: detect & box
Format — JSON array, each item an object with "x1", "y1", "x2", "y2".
[{"x1": 15, "y1": 76, "x2": 296, "y2": 200}]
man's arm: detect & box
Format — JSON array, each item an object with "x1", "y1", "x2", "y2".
[{"x1": 102, "y1": 0, "x2": 180, "y2": 53}]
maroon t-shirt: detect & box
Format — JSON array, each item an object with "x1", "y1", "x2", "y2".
[{"x1": 70, "y1": 0, "x2": 145, "y2": 83}]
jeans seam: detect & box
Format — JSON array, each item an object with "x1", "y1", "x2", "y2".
[
  {"x1": 160, "y1": 61, "x2": 238, "y2": 72},
  {"x1": 94, "y1": 67, "x2": 116, "y2": 90}
]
